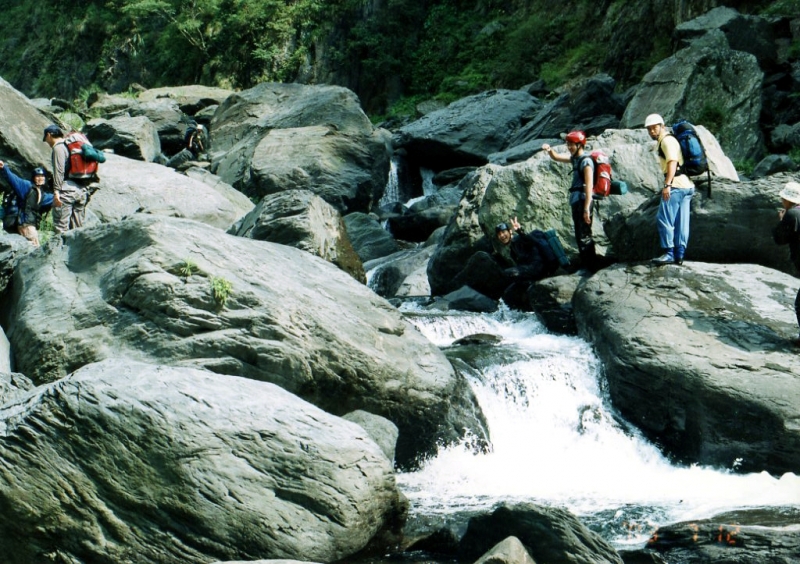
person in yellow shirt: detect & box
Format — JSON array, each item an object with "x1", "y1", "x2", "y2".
[{"x1": 645, "y1": 114, "x2": 695, "y2": 265}]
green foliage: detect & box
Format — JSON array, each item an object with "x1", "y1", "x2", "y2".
[
  {"x1": 179, "y1": 257, "x2": 198, "y2": 277},
  {"x1": 697, "y1": 104, "x2": 727, "y2": 135},
  {"x1": 733, "y1": 158, "x2": 756, "y2": 177},
  {"x1": 211, "y1": 276, "x2": 233, "y2": 307},
  {"x1": 38, "y1": 212, "x2": 54, "y2": 246},
  {"x1": 789, "y1": 147, "x2": 800, "y2": 165},
  {"x1": 760, "y1": 0, "x2": 800, "y2": 16}
]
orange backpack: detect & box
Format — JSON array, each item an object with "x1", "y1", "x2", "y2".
[
  {"x1": 588, "y1": 150, "x2": 612, "y2": 199},
  {"x1": 62, "y1": 132, "x2": 100, "y2": 180}
]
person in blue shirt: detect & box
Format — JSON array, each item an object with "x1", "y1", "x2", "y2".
[{"x1": 0, "y1": 161, "x2": 52, "y2": 246}]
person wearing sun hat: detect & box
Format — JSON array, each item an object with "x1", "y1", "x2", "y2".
[{"x1": 774, "y1": 180, "x2": 800, "y2": 347}]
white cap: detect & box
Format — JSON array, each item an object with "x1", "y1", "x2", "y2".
[
  {"x1": 779, "y1": 181, "x2": 800, "y2": 204},
  {"x1": 644, "y1": 113, "x2": 665, "y2": 127}
]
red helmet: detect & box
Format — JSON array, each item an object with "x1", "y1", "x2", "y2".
[{"x1": 565, "y1": 130, "x2": 586, "y2": 146}]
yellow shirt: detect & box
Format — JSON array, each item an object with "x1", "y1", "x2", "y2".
[{"x1": 656, "y1": 131, "x2": 694, "y2": 189}]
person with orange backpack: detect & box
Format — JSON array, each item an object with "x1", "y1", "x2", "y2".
[
  {"x1": 542, "y1": 131, "x2": 599, "y2": 271},
  {"x1": 42, "y1": 124, "x2": 89, "y2": 233}
]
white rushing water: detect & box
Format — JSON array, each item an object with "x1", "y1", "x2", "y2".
[{"x1": 397, "y1": 304, "x2": 800, "y2": 547}]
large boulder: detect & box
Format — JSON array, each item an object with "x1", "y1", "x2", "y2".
[
  {"x1": 249, "y1": 124, "x2": 392, "y2": 212},
  {"x1": 137, "y1": 84, "x2": 234, "y2": 114},
  {"x1": 365, "y1": 246, "x2": 436, "y2": 298},
  {"x1": 674, "y1": 6, "x2": 783, "y2": 72},
  {"x1": 0, "y1": 328, "x2": 9, "y2": 373},
  {"x1": 506, "y1": 74, "x2": 625, "y2": 147},
  {"x1": 573, "y1": 262, "x2": 800, "y2": 474},
  {"x1": 86, "y1": 154, "x2": 253, "y2": 230},
  {"x1": 0, "y1": 359, "x2": 402, "y2": 563},
  {"x1": 604, "y1": 172, "x2": 798, "y2": 274},
  {"x1": 393, "y1": 89, "x2": 543, "y2": 170},
  {"x1": 426, "y1": 128, "x2": 740, "y2": 296},
  {"x1": 642, "y1": 511, "x2": 800, "y2": 563},
  {"x1": 0, "y1": 76, "x2": 55, "y2": 171},
  {"x1": 229, "y1": 189, "x2": 365, "y2": 282},
  {"x1": 129, "y1": 98, "x2": 187, "y2": 156},
  {"x1": 458, "y1": 502, "x2": 623, "y2": 564},
  {"x1": 621, "y1": 31, "x2": 764, "y2": 161},
  {"x1": 209, "y1": 83, "x2": 391, "y2": 213},
  {"x1": 0, "y1": 230, "x2": 34, "y2": 294},
  {"x1": 6, "y1": 216, "x2": 487, "y2": 467},
  {"x1": 343, "y1": 212, "x2": 399, "y2": 262},
  {"x1": 85, "y1": 115, "x2": 161, "y2": 162}
]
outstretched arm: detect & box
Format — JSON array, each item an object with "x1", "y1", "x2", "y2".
[
  {"x1": 541, "y1": 143, "x2": 571, "y2": 163},
  {"x1": 0, "y1": 161, "x2": 31, "y2": 200}
]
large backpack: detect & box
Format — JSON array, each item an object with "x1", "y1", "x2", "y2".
[
  {"x1": 589, "y1": 150, "x2": 612, "y2": 198},
  {"x1": 661, "y1": 120, "x2": 712, "y2": 198},
  {"x1": 527, "y1": 229, "x2": 561, "y2": 276},
  {"x1": 62, "y1": 132, "x2": 104, "y2": 181}
]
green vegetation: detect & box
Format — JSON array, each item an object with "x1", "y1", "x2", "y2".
[
  {"x1": 211, "y1": 276, "x2": 232, "y2": 307},
  {"x1": 38, "y1": 211, "x2": 54, "y2": 245},
  {"x1": 0, "y1": 0, "x2": 793, "y2": 116},
  {"x1": 733, "y1": 158, "x2": 756, "y2": 177},
  {"x1": 179, "y1": 257, "x2": 198, "y2": 277},
  {"x1": 697, "y1": 104, "x2": 727, "y2": 135}
]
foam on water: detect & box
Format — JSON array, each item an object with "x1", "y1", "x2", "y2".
[{"x1": 397, "y1": 304, "x2": 800, "y2": 544}]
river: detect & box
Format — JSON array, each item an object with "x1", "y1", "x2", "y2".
[{"x1": 395, "y1": 303, "x2": 800, "y2": 552}]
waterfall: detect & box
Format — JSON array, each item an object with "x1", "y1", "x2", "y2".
[
  {"x1": 380, "y1": 156, "x2": 400, "y2": 206},
  {"x1": 397, "y1": 304, "x2": 800, "y2": 547},
  {"x1": 421, "y1": 167, "x2": 436, "y2": 196}
]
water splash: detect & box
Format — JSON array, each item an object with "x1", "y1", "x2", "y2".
[{"x1": 397, "y1": 304, "x2": 800, "y2": 545}]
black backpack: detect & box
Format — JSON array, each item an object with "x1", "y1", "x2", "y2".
[{"x1": 527, "y1": 229, "x2": 561, "y2": 276}]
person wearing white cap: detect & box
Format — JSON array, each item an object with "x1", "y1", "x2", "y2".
[
  {"x1": 644, "y1": 113, "x2": 695, "y2": 265},
  {"x1": 774, "y1": 180, "x2": 800, "y2": 347}
]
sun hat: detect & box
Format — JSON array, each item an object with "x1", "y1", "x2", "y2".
[
  {"x1": 779, "y1": 181, "x2": 800, "y2": 204},
  {"x1": 644, "y1": 114, "x2": 665, "y2": 127}
]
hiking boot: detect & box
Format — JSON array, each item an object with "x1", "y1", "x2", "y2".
[
  {"x1": 675, "y1": 257, "x2": 684, "y2": 265},
  {"x1": 651, "y1": 252, "x2": 675, "y2": 265}
]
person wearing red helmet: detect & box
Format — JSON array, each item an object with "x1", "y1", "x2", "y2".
[{"x1": 542, "y1": 131, "x2": 598, "y2": 271}]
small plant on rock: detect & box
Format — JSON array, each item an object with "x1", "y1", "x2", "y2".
[
  {"x1": 211, "y1": 276, "x2": 233, "y2": 307},
  {"x1": 38, "y1": 211, "x2": 55, "y2": 245},
  {"x1": 180, "y1": 257, "x2": 198, "y2": 278}
]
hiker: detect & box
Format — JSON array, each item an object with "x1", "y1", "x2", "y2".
[
  {"x1": 43, "y1": 124, "x2": 88, "y2": 233},
  {"x1": 645, "y1": 113, "x2": 695, "y2": 265},
  {"x1": 185, "y1": 123, "x2": 206, "y2": 157},
  {"x1": 542, "y1": 131, "x2": 599, "y2": 271},
  {"x1": 494, "y1": 217, "x2": 560, "y2": 308},
  {"x1": 0, "y1": 161, "x2": 51, "y2": 246},
  {"x1": 773, "y1": 181, "x2": 800, "y2": 347}
]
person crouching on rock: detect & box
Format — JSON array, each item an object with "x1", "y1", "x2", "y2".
[
  {"x1": 0, "y1": 161, "x2": 51, "y2": 247},
  {"x1": 773, "y1": 181, "x2": 800, "y2": 348},
  {"x1": 494, "y1": 217, "x2": 559, "y2": 308}
]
